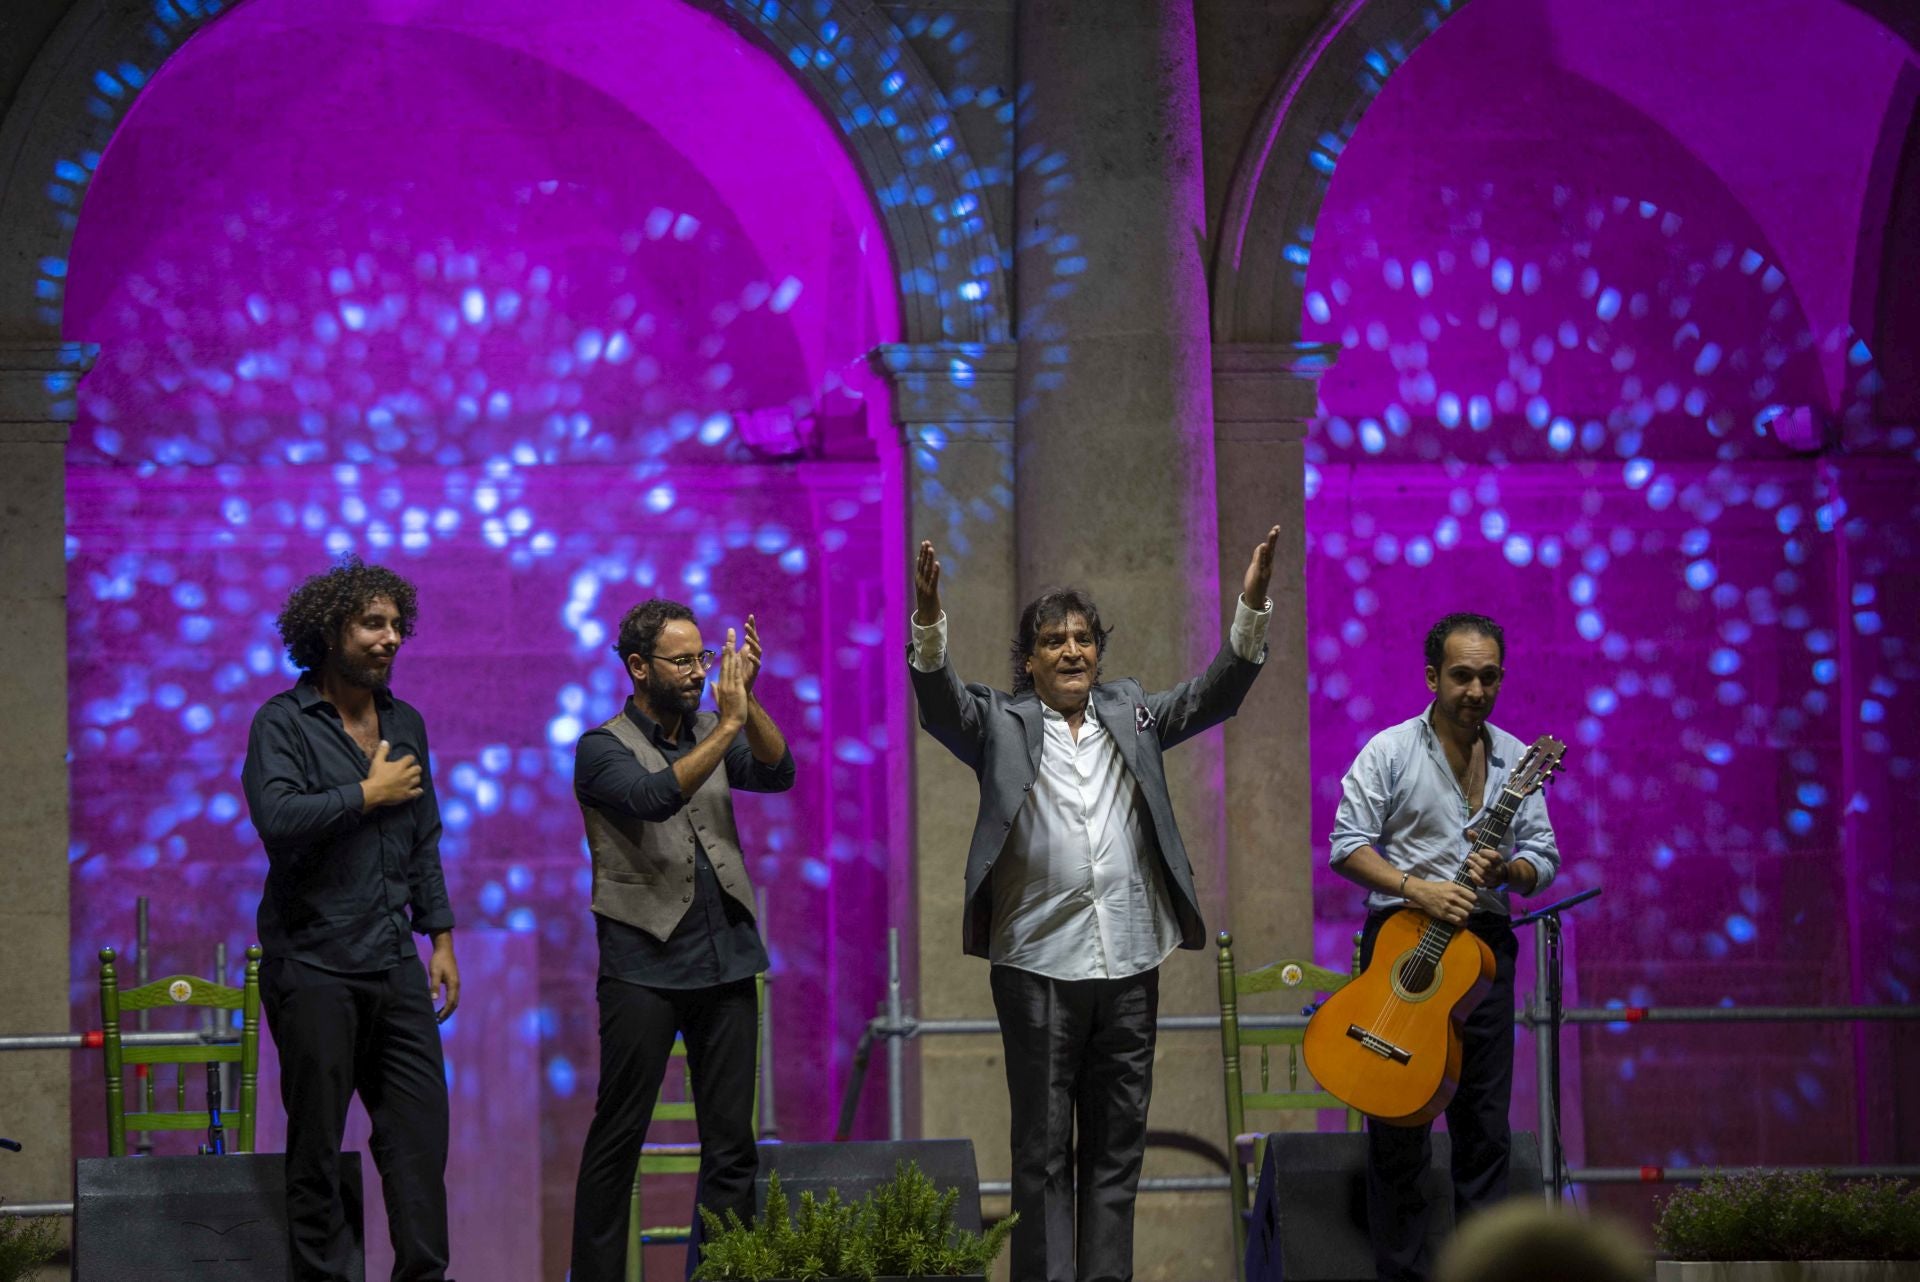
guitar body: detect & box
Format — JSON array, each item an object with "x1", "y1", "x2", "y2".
[{"x1": 1303, "y1": 909, "x2": 1496, "y2": 1126}]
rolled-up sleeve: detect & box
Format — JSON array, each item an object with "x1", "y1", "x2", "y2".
[
  {"x1": 726, "y1": 734, "x2": 795, "y2": 794},
  {"x1": 242, "y1": 702, "x2": 363, "y2": 854},
  {"x1": 574, "y1": 727, "x2": 688, "y2": 821},
  {"x1": 1507, "y1": 788, "x2": 1560, "y2": 894},
  {"x1": 1329, "y1": 738, "x2": 1391, "y2": 866}
]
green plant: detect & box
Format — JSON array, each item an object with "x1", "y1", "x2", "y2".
[
  {"x1": 0, "y1": 1208, "x2": 63, "y2": 1282},
  {"x1": 1655, "y1": 1170, "x2": 1920, "y2": 1261},
  {"x1": 692, "y1": 1161, "x2": 1017, "y2": 1280}
]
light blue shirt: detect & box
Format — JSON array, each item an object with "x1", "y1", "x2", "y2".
[{"x1": 1329, "y1": 706, "x2": 1560, "y2": 916}]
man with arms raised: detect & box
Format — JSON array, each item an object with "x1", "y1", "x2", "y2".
[
  {"x1": 908, "y1": 529, "x2": 1279, "y2": 1282},
  {"x1": 244, "y1": 556, "x2": 459, "y2": 1282},
  {"x1": 1328, "y1": 613, "x2": 1561, "y2": 1282},
  {"x1": 569, "y1": 600, "x2": 794, "y2": 1282}
]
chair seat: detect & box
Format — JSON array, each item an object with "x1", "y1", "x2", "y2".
[{"x1": 639, "y1": 1224, "x2": 693, "y2": 1241}]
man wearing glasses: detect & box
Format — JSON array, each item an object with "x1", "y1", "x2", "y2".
[{"x1": 568, "y1": 599, "x2": 795, "y2": 1282}]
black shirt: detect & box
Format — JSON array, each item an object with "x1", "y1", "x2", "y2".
[
  {"x1": 575, "y1": 699, "x2": 794, "y2": 988},
  {"x1": 243, "y1": 677, "x2": 454, "y2": 973}
]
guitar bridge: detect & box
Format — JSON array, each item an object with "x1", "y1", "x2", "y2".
[{"x1": 1345, "y1": 1024, "x2": 1412, "y2": 1064}]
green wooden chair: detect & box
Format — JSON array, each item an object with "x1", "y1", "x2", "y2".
[
  {"x1": 99, "y1": 944, "x2": 262, "y2": 1156},
  {"x1": 1215, "y1": 930, "x2": 1361, "y2": 1274},
  {"x1": 626, "y1": 971, "x2": 765, "y2": 1282}
]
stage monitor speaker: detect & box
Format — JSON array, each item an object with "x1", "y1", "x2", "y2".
[
  {"x1": 1244, "y1": 1130, "x2": 1543, "y2": 1282},
  {"x1": 75, "y1": 1151, "x2": 365, "y2": 1282},
  {"x1": 755, "y1": 1139, "x2": 982, "y2": 1231}
]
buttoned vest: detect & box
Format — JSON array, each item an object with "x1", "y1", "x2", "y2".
[{"x1": 582, "y1": 711, "x2": 757, "y2": 941}]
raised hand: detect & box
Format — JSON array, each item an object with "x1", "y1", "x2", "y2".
[
  {"x1": 362, "y1": 740, "x2": 423, "y2": 810},
  {"x1": 914, "y1": 540, "x2": 943, "y2": 626},
  {"x1": 740, "y1": 613, "x2": 763, "y2": 696},
  {"x1": 713, "y1": 628, "x2": 749, "y2": 728},
  {"x1": 1242, "y1": 524, "x2": 1281, "y2": 610}
]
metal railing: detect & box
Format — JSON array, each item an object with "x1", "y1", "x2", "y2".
[
  {"x1": 840, "y1": 926, "x2": 1920, "y2": 1199},
  {"x1": 9, "y1": 923, "x2": 1919, "y2": 1215}
]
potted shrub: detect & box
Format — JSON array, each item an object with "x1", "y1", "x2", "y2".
[
  {"x1": 0, "y1": 1205, "x2": 62, "y2": 1282},
  {"x1": 692, "y1": 1159, "x2": 1016, "y2": 1281},
  {"x1": 1654, "y1": 1171, "x2": 1920, "y2": 1281}
]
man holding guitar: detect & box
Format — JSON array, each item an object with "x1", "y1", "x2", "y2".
[{"x1": 1324, "y1": 613, "x2": 1561, "y2": 1282}]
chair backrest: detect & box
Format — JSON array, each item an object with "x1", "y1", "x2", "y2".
[
  {"x1": 1215, "y1": 930, "x2": 1360, "y2": 1276},
  {"x1": 99, "y1": 944, "x2": 263, "y2": 1156},
  {"x1": 627, "y1": 971, "x2": 766, "y2": 1282}
]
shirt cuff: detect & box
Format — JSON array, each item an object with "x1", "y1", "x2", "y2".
[
  {"x1": 1230, "y1": 594, "x2": 1272, "y2": 664},
  {"x1": 910, "y1": 611, "x2": 948, "y2": 672},
  {"x1": 1512, "y1": 852, "x2": 1555, "y2": 894}
]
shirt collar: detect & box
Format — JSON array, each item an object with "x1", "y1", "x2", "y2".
[
  {"x1": 1039, "y1": 699, "x2": 1099, "y2": 727},
  {"x1": 625, "y1": 697, "x2": 694, "y2": 748},
  {"x1": 295, "y1": 673, "x2": 394, "y2": 712},
  {"x1": 1418, "y1": 701, "x2": 1500, "y2": 763}
]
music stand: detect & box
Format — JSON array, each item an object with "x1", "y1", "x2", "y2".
[{"x1": 1511, "y1": 885, "x2": 1601, "y2": 1202}]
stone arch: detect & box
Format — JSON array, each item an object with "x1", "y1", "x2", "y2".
[
  {"x1": 0, "y1": 0, "x2": 1010, "y2": 353},
  {"x1": 1211, "y1": 0, "x2": 1468, "y2": 346},
  {"x1": 1211, "y1": 0, "x2": 1920, "y2": 348}
]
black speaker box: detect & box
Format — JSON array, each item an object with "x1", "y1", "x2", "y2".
[
  {"x1": 754, "y1": 1139, "x2": 982, "y2": 1231},
  {"x1": 74, "y1": 1152, "x2": 364, "y2": 1282},
  {"x1": 1244, "y1": 1130, "x2": 1543, "y2": 1282}
]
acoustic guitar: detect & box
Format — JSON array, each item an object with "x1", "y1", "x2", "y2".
[{"x1": 1303, "y1": 733, "x2": 1566, "y2": 1126}]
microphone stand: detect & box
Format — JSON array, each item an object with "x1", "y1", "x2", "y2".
[
  {"x1": 1511, "y1": 885, "x2": 1601, "y2": 1203},
  {"x1": 199, "y1": 1061, "x2": 227, "y2": 1155}
]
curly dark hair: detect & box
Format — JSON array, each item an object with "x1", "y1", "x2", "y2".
[
  {"x1": 275, "y1": 556, "x2": 420, "y2": 673},
  {"x1": 614, "y1": 598, "x2": 697, "y2": 666},
  {"x1": 1010, "y1": 587, "x2": 1110, "y2": 694},
  {"x1": 1424, "y1": 612, "x2": 1505, "y2": 670}
]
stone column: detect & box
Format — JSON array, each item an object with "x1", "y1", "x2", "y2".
[
  {"x1": 873, "y1": 340, "x2": 1017, "y2": 1149},
  {"x1": 1011, "y1": 3, "x2": 1228, "y2": 1273},
  {"x1": 1213, "y1": 342, "x2": 1336, "y2": 976},
  {"x1": 0, "y1": 338, "x2": 86, "y2": 1217}
]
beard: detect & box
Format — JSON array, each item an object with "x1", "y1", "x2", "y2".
[
  {"x1": 329, "y1": 649, "x2": 393, "y2": 691},
  {"x1": 652, "y1": 678, "x2": 703, "y2": 719}
]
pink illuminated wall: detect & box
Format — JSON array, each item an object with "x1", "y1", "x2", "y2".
[
  {"x1": 62, "y1": 1, "x2": 904, "y2": 1275},
  {"x1": 1299, "y1": 0, "x2": 1920, "y2": 1215}
]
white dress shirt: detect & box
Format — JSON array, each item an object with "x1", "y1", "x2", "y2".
[
  {"x1": 911, "y1": 596, "x2": 1271, "y2": 981},
  {"x1": 1328, "y1": 706, "x2": 1560, "y2": 916}
]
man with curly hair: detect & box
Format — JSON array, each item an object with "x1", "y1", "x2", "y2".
[
  {"x1": 907, "y1": 528, "x2": 1279, "y2": 1282},
  {"x1": 243, "y1": 556, "x2": 459, "y2": 1282}
]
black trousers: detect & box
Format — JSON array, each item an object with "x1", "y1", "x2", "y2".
[
  {"x1": 261, "y1": 956, "x2": 451, "y2": 1282},
  {"x1": 568, "y1": 976, "x2": 759, "y2": 1282},
  {"x1": 1360, "y1": 911, "x2": 1518, "y2": 1282},
  {"x1": 990, "y1": 964, "x2": 1158, "y2": 1282}
]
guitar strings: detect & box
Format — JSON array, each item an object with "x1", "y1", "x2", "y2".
[{"x1": 1363, "y1": 769, "x2": 1530, "y2": 1053}]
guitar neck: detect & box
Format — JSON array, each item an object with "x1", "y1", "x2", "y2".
[
  {"x1": 1448, "y1": 783, "x2": 1524, "y2": 889},
  {"x1": 1417, "y1": 781, "x2": 1528, "y2": 954}
]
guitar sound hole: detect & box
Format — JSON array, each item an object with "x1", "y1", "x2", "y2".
[{"x1": 1393, "y1": 952, "x2": 1439, "y2": 999}]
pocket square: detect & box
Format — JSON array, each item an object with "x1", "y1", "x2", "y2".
[{"x1": 1134, "y1": 703, "x2": 1155, "y2": 734}]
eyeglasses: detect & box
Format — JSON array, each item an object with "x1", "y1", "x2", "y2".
[{"x1": 644, "y1": 650, "x2": 717, "y2": 673}]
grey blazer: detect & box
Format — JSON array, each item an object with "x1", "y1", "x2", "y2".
[{"x1": 910, "y1": 641, "x2": 1265, "y2": 959}]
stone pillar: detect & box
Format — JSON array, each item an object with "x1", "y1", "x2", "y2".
[
  {"x1": 1011, "y1": 4, "x2": 1228, "y2": 1273},
  {"x1": 1213, "y1": 342, "x2": 1336, "y2": 976},
  {"x1": 873, "y1": 340, "x2": 1017, "y2": 1151},
  {"x1": 0, "y1": 338, "x2": 85, "y2": 1218}
]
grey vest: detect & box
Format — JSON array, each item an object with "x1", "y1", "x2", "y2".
[{"x1": 582, "y1": 711, "x2": 757, "y2": 942}]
